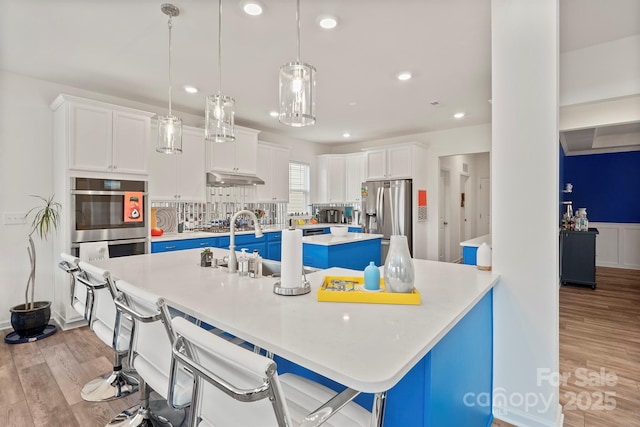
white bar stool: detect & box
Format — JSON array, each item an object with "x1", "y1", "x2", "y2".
[
  {"x1": 59, "y1": 253, "x2": 92, "y2": 322},
  {"x1": 75, "y1": 261, "x2": 138, "y2": 402},
  {"x1": 109, "y1": 280, "x2": 193, "y2": 427},
  {"x1": 169, "y1": 315, "x2": 376, "y2": 427}
]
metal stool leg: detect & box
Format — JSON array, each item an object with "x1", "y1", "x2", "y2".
[
  {"x1": 107, "y1": 378, "x2": 186, "y2": 427},
  {"x1": 81, "y1": 349, "x2": 138, "y2": 402}
]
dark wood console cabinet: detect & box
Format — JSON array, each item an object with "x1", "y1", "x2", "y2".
[{"x1": 560, "y1": 228, "x2": 599, "y2": 289}]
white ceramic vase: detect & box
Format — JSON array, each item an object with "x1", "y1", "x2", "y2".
[{"x1": 384, "y1": 235, "x2": 415, "y2": 293}]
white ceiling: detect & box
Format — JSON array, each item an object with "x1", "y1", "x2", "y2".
[{"x1": 1, "y1": 0, "x2": 639, "y2": 145}]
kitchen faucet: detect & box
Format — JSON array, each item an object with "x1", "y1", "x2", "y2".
[{"x1": 227, "y1": 210, "x2": 263, "y2": 274}]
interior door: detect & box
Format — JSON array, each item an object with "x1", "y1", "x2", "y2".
[
  {"x1": 459, "y1": 174, "x2": 470, "y2": 260},
  {"x1": 478, "y1": 177, "x2": 491, "y2": 236},
  {"x1": 439, "y1": 169, "x2": 451, "y2": 262}
]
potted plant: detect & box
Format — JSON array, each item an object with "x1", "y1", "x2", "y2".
[
  {"x1": 9, "y1": 195, "x2": 61, "y2": 338},
  {"x1": 201, "y1": 248, "x2": 213, "y2": 267}
]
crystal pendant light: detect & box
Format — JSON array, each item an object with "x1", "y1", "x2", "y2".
[
  {"x1": 157, "y1": 4, "x2": 183, "y2": 154},
  {"x1": 205, "y1": 0, "x2": 235, "y2": 142},
  {"x1": 279, "y1": 0, "x2": 316, "y2": 127}
]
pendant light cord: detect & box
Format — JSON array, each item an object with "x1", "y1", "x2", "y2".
[
  {"x1": 218, "y1": 0, "x2": 223, "y2": 95},
  {"x1": 168, "y1": 15, "x2": 173, "y2": 116},
  {"x1": 296, "y1": 0, "x2": 301, "y2": 62}
]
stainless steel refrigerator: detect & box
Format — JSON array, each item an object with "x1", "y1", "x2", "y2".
[{"x1": 361, "y1": 179, "x2": 412, "y2": 262}]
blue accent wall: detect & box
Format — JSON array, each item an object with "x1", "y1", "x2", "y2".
[{"x1": 564, "y1": 151, "x2": 640, "y2": 223}]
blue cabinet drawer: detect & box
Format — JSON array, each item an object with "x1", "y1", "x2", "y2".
[
  {"x1": 151, "y1": 240, "x2": 193, "y2": 253},
  {"x1": 267, "y1": 231, "x2": 282, "y2": 241},
  {"x1": 235, "y1": 233, "x2": 267, "y2": 245},
  {"x1": 348, "y1": 227, "x2": 362, "y2": 233}
]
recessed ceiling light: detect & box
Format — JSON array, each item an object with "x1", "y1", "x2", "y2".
[
  {"x1": 454, "y1": 112, "x2": 465, "y2": 119},
  {"x1": 241, "y1": 1, "x2": 263, "y2": 16},
  {"x1": 396, "y1": 72, "x2": 412, "y2": 81},
  {"x1": 348, "y1": 101, "x2": 357, "y2": 106},
  {"x1": 269, "y1": 111, "x2": 279, "y2": 117},
  {"x1": 184, "y1": 86, "x2": 198, "y2": 94},
  {"x1": 317, "y1": 16, "x2": 338, "y2": 30},
  {"x1": 343, "y1": 132, "x2": 351, "y2": 138}
]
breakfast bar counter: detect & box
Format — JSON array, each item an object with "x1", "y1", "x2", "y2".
[{"x1": 94, "y1": 248, "x2": 499, "y2": 426}]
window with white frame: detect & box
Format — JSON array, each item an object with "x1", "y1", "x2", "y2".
[{"x1": 288, "y1": 162, "x2": 310, "y2": 214}]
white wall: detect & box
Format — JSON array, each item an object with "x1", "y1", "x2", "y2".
[
  {"x1": 560, "y1": 35, "x2": 640, "y2": 107},
  {"x1": 0, "y1": 69, "x2": 322, "y2": 329},
  {"x1": 591, "y1": 222, "x2": 640, "y2": 270},
  {"x1": 492, "y1": 1, "x2": 561, "y2": 426}
]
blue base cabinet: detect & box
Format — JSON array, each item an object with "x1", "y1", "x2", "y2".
[
  {"x1": 151, "y1": 232, "x2": 283, "y2": 261},
  {"x1": 462, "y1": 246, "x2": 478, "y2": 265},
  {"x1": 303, "y1": 238, "x2": 381, "y2": 270},
  {"x1": 266, "y1": 232, "x2": 282, "y2": 261},
  {"x1": 275, "y1": 289, "x2": 493, "y2": 427}
]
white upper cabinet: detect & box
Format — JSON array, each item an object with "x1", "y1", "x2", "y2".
[
  {"x1": 365, "y1": 145, "x2": 413, "y2": 180},
  {"x1": 345, "y1": 153, "x2": 366, "y2": 202},
  {"x1": 365, "y1": 149, "x2": 387, "y2": 180},
  {"x1": 254, "y1": 143, "x2": 290, "y2": 203},
  {"x1": 206, "y1": 126, "x2": 259, "y2": 175},
  {"x1": 51, "y1": 95, "x2": 153, "y2": 176},
  {"x1": 316, "y1": 155, "x2": 346, "y2": 203},
  {"x1": 149, "y1": 125, "x2": 206, "y2": 202}
]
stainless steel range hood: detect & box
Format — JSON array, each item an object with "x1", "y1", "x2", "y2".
[{"x1": 206, "y1": 171, "x2": 265, "y2": 187}]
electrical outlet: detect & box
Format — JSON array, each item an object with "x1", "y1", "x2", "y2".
[{"x1": 3, "y1": 212, "x2": 27, "y2": 225}]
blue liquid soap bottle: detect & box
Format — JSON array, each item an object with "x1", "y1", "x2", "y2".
[{"x1": 364, "y1": 261, "x2": 380, "y2": 291}]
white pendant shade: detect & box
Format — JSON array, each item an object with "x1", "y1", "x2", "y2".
[
  {"x1": 204, "y1": 0, "x2": 235, "y2": 143},
  {"x1": 157, "y1": 3, "x2": 183, "y2": 154},
  {"x1": 205, "y1": 94, "x2": 235, "y2": 142},
  {"x1": 279, "y1": 0, "x2": 316, "y2": 127},
  {"x1": 157, "y1": 115, "x2": 183, "y2": 154},
  {"x1": 279, "y1": 62, "x2": 316, "y2": 127}
]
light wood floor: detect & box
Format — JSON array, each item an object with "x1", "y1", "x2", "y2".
[{"x1": 1, "y1": 266, "x2": 638, "y2": 427}]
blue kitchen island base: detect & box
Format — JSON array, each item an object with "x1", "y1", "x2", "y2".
[
  {"x1": 275, "y1": 289, "x2": 493, "y2": 426},
  {"x1": 303, "y1": 237, "x2": 381, "y2": 270}
]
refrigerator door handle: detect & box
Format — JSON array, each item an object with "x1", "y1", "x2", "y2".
[{"x1": 377, "y1": 186, "x2": 383, "y2": 228}]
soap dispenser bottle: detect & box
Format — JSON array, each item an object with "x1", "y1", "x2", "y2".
[
  {"x1": 238, "y1": 249, "x2": 249, "y2": 277},
  {"x1": 364, "y1": 261, "x2": 381, "y2": 291}
]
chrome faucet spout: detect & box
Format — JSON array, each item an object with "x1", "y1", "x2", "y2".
[{"x1": 227, "y1": 210, "x2": 263, "y2": 274}]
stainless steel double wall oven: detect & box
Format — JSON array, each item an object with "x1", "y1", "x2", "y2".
[{"x1": 71, "y1": 177, "x2": 148, "y2": 257}]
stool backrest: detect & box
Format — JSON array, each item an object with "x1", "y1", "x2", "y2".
[
  {"x1": 59, "y1": 253, "x2": 88, "y2": 320},
  {"x1": 116, "y1": 280, "x2": 192, "y2": 406},
  {"x1": 77, "y1": 261, "x2": 117, "y2": 331},
  {"x1": 171, "y1": 316, "x2": 291, "y2": 427}
]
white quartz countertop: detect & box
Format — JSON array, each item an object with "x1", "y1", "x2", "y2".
[
  {"x1": 93, "y1": 248, "x2": 499, "y2": 393},
  {"x1": 459, "y1": 234, "x2": 492, "y2": 248},
  {"x1": 302, "y1": 232, "x2": 383, "y2": 246}
]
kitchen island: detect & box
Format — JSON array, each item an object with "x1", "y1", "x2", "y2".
[
  {"x1": 302, "y1": 232, "x2": 383, "y2": 270},
  {"x1": 94, "y1": 248, "x2": 499, "y2": 426},
  {"x1": 460, "y1": 234, "x2": 492, "y2": 265}
]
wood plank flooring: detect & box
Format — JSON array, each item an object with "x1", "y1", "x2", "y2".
[
  {"x1": 559, "y1": 267, "x2": 640, "y2": 427},
  {"x1": 1, "y1": 266, "x2": 638, "y2": 426}
]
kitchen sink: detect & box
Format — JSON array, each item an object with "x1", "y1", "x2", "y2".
[{"x1": 215, "y1": 258, "x2": 317, "y2": 277}]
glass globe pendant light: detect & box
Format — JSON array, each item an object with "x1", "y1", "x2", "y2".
[
  {"x1": 205, "y1": 0, "x2": 235, "y2": 142},
  {"x1": 157, "y1": 3, "x2": 183, "y2": 154},
  {"x1": 279, "y1": 0, "x2": 316, "y2": 127}
]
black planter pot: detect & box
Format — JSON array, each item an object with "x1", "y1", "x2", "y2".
[{"x1": 10, "y1": 301, "x2": 51, "y2": 338}]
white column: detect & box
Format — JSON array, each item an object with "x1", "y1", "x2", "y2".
[{"x1": 492, "y1": 1, "x2": 562, "y2": 426}]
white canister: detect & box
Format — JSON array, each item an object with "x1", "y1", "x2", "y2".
[{"x1": 476, "y1": 242, "x2": 492, "y2": 271}]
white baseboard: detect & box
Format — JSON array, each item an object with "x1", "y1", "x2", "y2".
[{"x1": 592, "y1": 222, "x2": 640, "y2": 270}]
